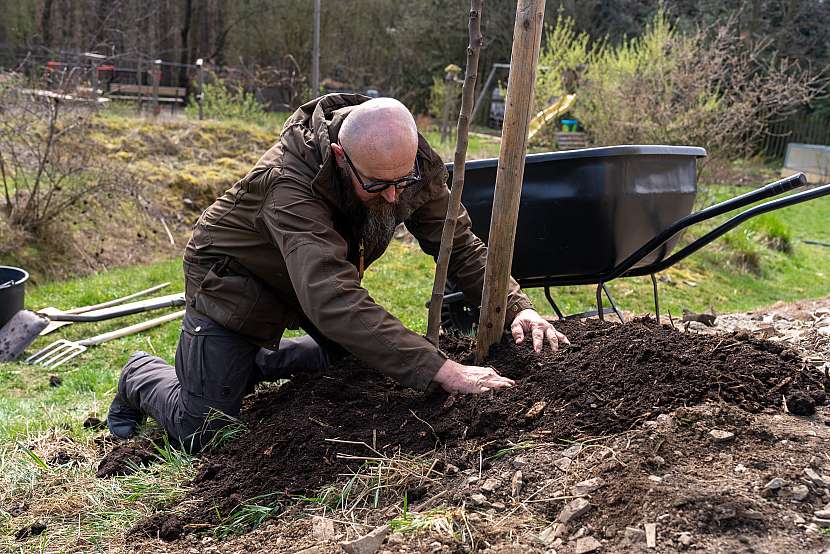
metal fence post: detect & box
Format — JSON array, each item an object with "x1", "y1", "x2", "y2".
[
  {"x1": 196, "y1": 58, "x2": 204, "y2": 120},
  {"x1": 153, "y1": 59, "x2": 161, "y2": 116}
]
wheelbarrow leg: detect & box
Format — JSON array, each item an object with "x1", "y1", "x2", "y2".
[
  {"x1": 596, "y1": 282, "x2": 624, "y2": 324},
  {"x1": 544, "y1": 285, "x2": 565, "y2": 321},
  {"x1": 650, "y1": 273, "x2": 660, "y2": 325}
]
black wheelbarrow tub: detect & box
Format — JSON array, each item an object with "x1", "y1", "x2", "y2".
[{"x1": 446, "y1": 145, "x2": 707, "y2": 283}]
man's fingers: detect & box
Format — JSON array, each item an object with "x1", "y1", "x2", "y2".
[
  {"x1": 532, "y1": 325, "x2": 544, "y2": 352},
  {"x1": 557, "y1": 330, "x2": 571, "y2": 345},
  {"x1": 511, "y1": 322, "x2": 525, "y2": 344},
  {"x1": 546, "y1": 326, "x2": 559, "y2": 351},
  {"x1": 482, "y1": 377, "x2": 513, "y2": 389}
]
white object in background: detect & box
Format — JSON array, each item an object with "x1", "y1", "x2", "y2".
[{"x1": 781, "y1": 143, "x2": 830, "y2": 184}]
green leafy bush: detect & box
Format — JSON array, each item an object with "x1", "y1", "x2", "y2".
[
  {"x1": 535, "y1": 8, "x2": 822, "y2": 160},
  {"x1": 535, "y1": 13, "x2": 593, "y2": 110},
  {"x1": 721, "y1": 230, "x2": 764, "y2": 274},
  {"x1": 747, "y1": 214, "x2": 793, "y2": 254},
  {"x1": 186, "y1": 81, "x2": 268, "y2": 124}
]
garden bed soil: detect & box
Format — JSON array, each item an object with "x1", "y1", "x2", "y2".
[{"x1": 119, "y1": 317, "x2": 830, "y2": 547}]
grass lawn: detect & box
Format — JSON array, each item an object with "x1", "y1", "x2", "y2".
[{"x1": 1, "y1": 183, "x2": 829, "y2": 550}]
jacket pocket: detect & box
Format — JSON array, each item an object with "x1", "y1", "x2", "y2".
[{"x1": 192, "y1": 257, "x2": 292, "y2": 344}]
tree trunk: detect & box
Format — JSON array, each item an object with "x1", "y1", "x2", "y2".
[
  {"x1": 426, "y1": 0, "x2": 485, "y2": 345},
  {"x1": 475, "y1": 0, "x2": 546, "y2": 363},
  {"x1": 179, "y1": 0, "x2": 193, "y2": 89},
  {"x1": 40, "y1": 0, "x2": 53, "y2": 49}
]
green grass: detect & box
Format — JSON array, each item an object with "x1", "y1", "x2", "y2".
[{"x1": 1, "y1": 182, "x2": 829, "y2": 549}]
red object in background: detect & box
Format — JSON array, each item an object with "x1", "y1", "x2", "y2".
[
  {"x1": 96, "y1": 65, "x2": 114, "y2": 74},
  {"x1": 45, "y1": 61, "x2": 63, "y2": 72}
]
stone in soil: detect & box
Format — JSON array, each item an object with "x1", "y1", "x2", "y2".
[
  {"x1": 510, "y1": 471, "x2": 523, "y2": 498},
  {"x1": 339, "y1": 525, "x2": 389, "y2": 554},
  {"x1": 709, "y1": 429, "x2": 735, "y2": 442},
  {"x1": 790, "y1": 484, "x2": 811, "y2": 501},
  {"x1": 559, "y1": 498, "x2": 591, "y2": 524},
  {"x1": 130, "y1": 318, "x2": 822, "y2": 539},
  {"x1": 574, "y1": 536, "x2": 602, "y2": 553},
  {"x1": 572, "y1": 477, "x2": 605, "y2": 496},
  {"x1": 804, "y1": 468, "x2": 830, "y2": 488}
]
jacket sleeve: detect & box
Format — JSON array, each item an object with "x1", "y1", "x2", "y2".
[
  {"x1": 405, "y1": 177, "x2": 534, "y2": 326},
  {"x1": 263, "y1": 177, "x2": 446, "y2": 391}
]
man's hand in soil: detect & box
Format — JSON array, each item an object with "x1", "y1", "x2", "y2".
[
  {"x1": 432, "y1": 359, "x2": 515, "y2": 394},
  {"x1": 511, "y1": 309, "x2": 570, "y2": 352}
]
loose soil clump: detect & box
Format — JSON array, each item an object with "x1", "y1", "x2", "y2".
[
  {"x1": 132, "y1": 318, "x2": 823, "y2": 540},
  {"x1": 97, "y1": 440, "x2": 157, "y2": 477}
]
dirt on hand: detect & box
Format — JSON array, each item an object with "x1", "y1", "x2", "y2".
[{"x1": 130, "y1": 318, "x2": 825, "y2": 542}]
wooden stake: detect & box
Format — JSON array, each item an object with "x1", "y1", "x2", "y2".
[
  {"x1": 426, "y1": 0, "x2": 484, "y2": 345},
  {"x1": 475, "y1": 0, "x2": 545, "y2": 363},
  {"x1": 311, "y1": 0, "x2": 321, "y2": 95}
]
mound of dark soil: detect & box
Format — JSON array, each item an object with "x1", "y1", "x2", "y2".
[
  {"x1": 97, "y1": 440, "x2": 157, "y2": 477},
  {"x1": 134, "y1": 318, "x2": 824, "y2": 539}
]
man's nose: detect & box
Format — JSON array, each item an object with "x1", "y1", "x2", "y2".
[{"x1": 381, "y1": 186, "x2": 397, "y2": 204}]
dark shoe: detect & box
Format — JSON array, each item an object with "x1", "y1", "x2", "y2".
[
  {"x1": 107, "y1": 395, "x2": 144, "y2": 439},
  {"x1": 106, "y1": 353, "x2": 150, "y2": 439}
]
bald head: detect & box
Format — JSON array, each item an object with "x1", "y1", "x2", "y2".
[{"x1": 339, "y1": 98, "x2": 418, "y2": 181}]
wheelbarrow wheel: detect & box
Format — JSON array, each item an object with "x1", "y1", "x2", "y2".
[{"x1": 441, "y1": 279, "x2": 479, "y2": 336}]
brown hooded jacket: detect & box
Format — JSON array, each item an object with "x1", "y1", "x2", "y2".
[{"x1": 183, "y1": 93, "x2": 532, "y2": 390}]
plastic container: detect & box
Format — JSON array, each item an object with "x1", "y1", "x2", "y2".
[{"x1": 0, "y1": 266, "x2": 29, "y2": 328}]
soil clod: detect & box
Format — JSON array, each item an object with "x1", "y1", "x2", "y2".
[
  {"x1": 786, "y1": 391, "x2": 817, "y2": 415},
  {"x1": 97, "y1": 440, "x2": 157, "y2": 477},
  {"x1": 83, "y1": 416, "x2": 106, "y2": 430},
  {"x1": 15, "y1": 521, "x2": 46, "y2": 541}
]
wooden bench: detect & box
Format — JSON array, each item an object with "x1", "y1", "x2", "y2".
[{"x1": 107, "y1": 83, "x2": 188, "y2": 112}]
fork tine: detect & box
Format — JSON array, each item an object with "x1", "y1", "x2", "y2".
[
  {"x1": 46, "y1": 345, "x2": 87, "y2": 369},
  {"x1": 25, "y1": 340, "x2": 72, "y2": 365},
  {"x1": 38, "y1": 344, "x2": 79, "y2": 366}
]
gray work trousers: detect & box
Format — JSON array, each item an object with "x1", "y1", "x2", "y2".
[{"x1": 119, "y1": 308, "x2": 344, "y2": 451}]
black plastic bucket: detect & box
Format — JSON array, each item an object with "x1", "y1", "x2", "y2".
[{"x1": 0, "y1": 266, "x2": 29, "y2": 328}]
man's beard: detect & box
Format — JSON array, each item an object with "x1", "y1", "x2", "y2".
[{"x1": 337, "y1": 166, "x2": 399, "y2": 260}]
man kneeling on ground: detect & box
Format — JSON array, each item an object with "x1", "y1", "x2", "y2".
[{"x1": 107, "y1": 94, "x2": 569, "y2": 451}]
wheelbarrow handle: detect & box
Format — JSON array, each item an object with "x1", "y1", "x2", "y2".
[
  {"x1": 600, "y1": 173, "x2": 808, "y2": 282},
  {"x1": 625, "y1": 180, "x2": 830, "y2": 276},
  {"x1": 691, "y1": 172, "x2": 806, "y2": 222}
]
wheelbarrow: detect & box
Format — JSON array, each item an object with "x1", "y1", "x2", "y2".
[{"x1": 439, "y1": 145, "x2": 830, "y2": 331}]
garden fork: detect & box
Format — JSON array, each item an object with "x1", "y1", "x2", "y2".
[{"x1": 26, "y1": 310, "x2": 185, "y2": 369}]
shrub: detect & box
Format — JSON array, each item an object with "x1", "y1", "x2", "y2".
[
  {"x1": 721, "y1": 230, "x2": 763, "y2": 274},
  {"x1": 747, "y1": 214, "x2": 793, "y2": 254},
  {"x1": 535, "y1": 8, "x2": 824, "y2": 162},
  {"x1": 185, "y1": 80, "x2": 268, "y2": 124},
  {"x1": 0, "y1": 72, "x2": 121, "y2": 237},
  {"x1": 427, "y1": 75, "x2": 447, "y2": 120}
]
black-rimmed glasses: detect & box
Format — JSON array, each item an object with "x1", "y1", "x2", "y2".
[{"x1": 342, "y1": 147, "x2": 421, "y2": 193}]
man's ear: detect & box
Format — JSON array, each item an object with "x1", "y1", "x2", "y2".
[{"x1": 330, "y1": 143, "x2": 345, "y2": 165}]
